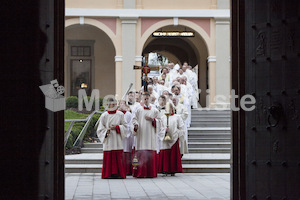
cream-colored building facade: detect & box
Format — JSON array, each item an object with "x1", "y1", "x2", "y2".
[{"x1": 65, "y1": 0, "x2": 230, "y2": 108}]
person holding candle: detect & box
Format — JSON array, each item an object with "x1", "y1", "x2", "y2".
[{"x1": 158, "y1": 102, "x2": 185, "y2": 176}]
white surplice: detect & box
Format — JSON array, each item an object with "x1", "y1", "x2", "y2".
[
  {"x1": 159, "y1": 114, "x2": 185, "y2": 150},
  {"x1": 96, "y1": 111, "x2": 128, "y2": 151},
  {"x1": 132, "y1": 106, "x2": 164, "y2": 151},
  {"x1": 122, "y1": 111, "x2": 134, "y2": 153}
]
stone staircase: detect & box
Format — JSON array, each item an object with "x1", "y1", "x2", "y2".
[{"x1": 65, "y1": 109, "x2": 231, "y2": 173}]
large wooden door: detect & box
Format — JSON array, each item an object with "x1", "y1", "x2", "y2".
[{"x1": 233, "y1": 0, "x2": 300, "y2": 199}]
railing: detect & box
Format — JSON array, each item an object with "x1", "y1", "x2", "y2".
[{"x1": 64, "y1": 110, "x2": 103, "y2": 147}]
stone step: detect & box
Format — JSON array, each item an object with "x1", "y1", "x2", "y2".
[
  {"x1": 188, "y1": 138, "x2": 231, "y2": 142},
  {"x1": 65, "y1": 153, "x2": 231, "y2": 165},
  {"x1": 81, "y1": 148, "x2": 103, "y2": 153},
  {"x1": 188, "y1": 130, "x2": 231, "y2": 135},
  {"x1": 191, "y1": 118, "x2": 231, "y2": 122},
  {"x1": 191, "y1": 113, "x2": 230, "y2": 116},
  {"x1": 83, "y1": 143, "x2": 102, "y2": 148},
  {"x1": 188, "y1": 142, "x2": 231, "y2": 148},
  {"x1": 182, "y1": 164, "x2": 230, "y2": 173},
  {"x1": 65, "y1": 158, "x2": 231, "y2": 165},
  {"x1": 188, "y1": 135, "x2": 231, "y2": 140},
  {"x1": 190, "y1": 122, "x2": 231, "y2": 127},
  {"x1": 191, "y1": 110, "x2": 231, "y2": 115},
  {"x1": 64, "y1": 164, "x2": 230, "y2": 173},
  {"x1": 81, "y1": 147, "x2": 231, "y2": 154},
  {"x1": 188, "y1": 148, "x2": 231, "y2": 153}
]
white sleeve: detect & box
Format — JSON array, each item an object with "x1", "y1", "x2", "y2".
[{"x1": 96, "y1": 114, "x2": 109, "y2": 144}]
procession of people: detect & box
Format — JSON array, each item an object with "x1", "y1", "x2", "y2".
[{"x1": 96, "y1": 62, "x2": 199, "y2": 179}]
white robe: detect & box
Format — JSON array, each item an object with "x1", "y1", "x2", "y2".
[
  {"x1": 122, "y1": 111, "x2": 134, "y2": 153},
  {"x1": 156, "y1": 108, "x2": 166, "y2": 153},
  {"x1": 128, "y1": 102, "x2": 140, "y2": 113},
  {"x1": 132, "y1": 106, "x2": 164, "y2": 151},
  {"x1": 159, "y1": 114, "x2": 185, "y2": 150},
  {"x1": 175, "y1": 104, "x2": 189, "y2": 154},
  {"x1": 96, "y1": 111, "x2": 128, "y2": 151}
]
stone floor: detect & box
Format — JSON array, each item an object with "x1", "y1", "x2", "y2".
[{"x1": 65, "y1": 173, "x2": 230, "y2": 200}]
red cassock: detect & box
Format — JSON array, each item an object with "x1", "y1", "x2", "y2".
[
  {"x1": 158, "y1": 140, "x2": 183, "y2": 174},
  {"x1": 123, "y1": 152, "x2": 132, "y2": 175},
  {"x1": 96, "y1": 110, "x2": 128, "y2": 179},
  {"x1": 158, "y1": 114, "x2": 185, "y2": 174},
  {"x1": 102, "y1": 150, "x2": 126, "y2": 179},
  {"x1": 132, "y1": 150, "x2": 158, "y2": 178},
  {"x1": 131, "y1": 106, "x2": 164, "y2": 178}
]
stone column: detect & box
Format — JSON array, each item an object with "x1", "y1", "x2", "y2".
[
  {"x1": 214, "y1": 17, "x2": 230, "y2": 108},
  {"x1": 135, "y1": 56, "x2": 143, "y2": 91},
  {"x1": 120, "y1": 16, "x2": 138, "y2": 95},
  {"x1": 115, "y1": 56, "x2": 123, "y2": 100},
  {"x1": 207, "y1": 56, "x2": 216, "y2": 108}
]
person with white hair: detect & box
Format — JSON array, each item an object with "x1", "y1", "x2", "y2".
[
  {"x1": 172, "y1": 85, "x2": 191, "y2": 127},
  {"x1": 147, "y1": 85, "x2": 159, "y2": 101},
  {"x1": 156, "y1": 79, "x2": 168, "y2": 96}
]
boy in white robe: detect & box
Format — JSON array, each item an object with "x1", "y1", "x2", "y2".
[
  {"x1": 97, "y1": 98, "x2": 128, "y2": 179},
  {"x1": 158, "y1": 103, "x2": 185, "y2": 176},
  {"x1": 132, "y1": 93, "x2": 164, "y2": 178},
  {"x1": 118, "y1": 100, "x2": 134, "y2": 175}
]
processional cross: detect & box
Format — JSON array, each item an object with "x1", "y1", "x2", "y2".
[{"x1": 133, "y1": 54, "x2": 160, "y2": 93}]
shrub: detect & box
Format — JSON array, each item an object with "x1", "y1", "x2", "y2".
[{"x1": 66, "y1": 96, "x2": 78, "y2": 108}]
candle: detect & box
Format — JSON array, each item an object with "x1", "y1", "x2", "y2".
[{"x1": 166, "y1": 102, "x2": 170, "y2": 113}]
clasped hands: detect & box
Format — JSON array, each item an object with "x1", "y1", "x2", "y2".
[
  {"x1": 133, "y1": 116, "x2": 154, "y2": 132},
  {"x1": 105, "y1": 124, "x2": 117, "y2": 138}
]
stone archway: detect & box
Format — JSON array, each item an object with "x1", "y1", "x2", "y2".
[
  {"x1": 137, "y1": 19, "x2": 211, "y2": 107},
  {"x1": 65, "y1": 22, "x2": 117, "y2": 97}
]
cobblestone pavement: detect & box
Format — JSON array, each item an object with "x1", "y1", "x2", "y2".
[{"x1": 65, "y1": 173, "x2": 230, "y2": 200}]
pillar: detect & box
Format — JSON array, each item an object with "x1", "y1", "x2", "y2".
[
  {"x1": 207, "y1": 56, "x2": 217, "y2": 108},
  {"x1": 214, "y1": 17, "x2": 230, "y2": 108},
  {"x1": 115, "y1": 56, "x2": 123, "y2": 100}
]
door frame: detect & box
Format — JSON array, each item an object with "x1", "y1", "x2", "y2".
[{"x1": 231, "y1": 0, "x2": 246, "y2": 199}]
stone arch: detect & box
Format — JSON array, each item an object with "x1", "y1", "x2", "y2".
[
  {"x1": 65, "y1": 17, "x2": 119, "y2": 55},
  {"x1": 137, "y1": 18, "x2": 212, "y2": 107},
  {"x1": 137, "y1": 18, "x2": 213, "y2": 56},
  {"x1": 65, "y1": 18, "x2": 117, "y2": 97}
]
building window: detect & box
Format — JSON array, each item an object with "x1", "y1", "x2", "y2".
[{"x1": 71, "y1": 46, "x2": 91, "y2": 56}]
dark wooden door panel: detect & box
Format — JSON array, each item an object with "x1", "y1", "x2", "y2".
[{"x1": 245, "y1": 0, "x2": 300, "y2": 199}]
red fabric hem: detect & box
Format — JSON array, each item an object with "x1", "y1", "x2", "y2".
[
  {"x1": 132, "y1": 150, "x2": 157, "y2": 178},
  {"x1": 102, "y1": 150, "x2": 126, "y2": 179},
  {"x1": 158, "y1": 140, "x2": 182, "y2": 174}
]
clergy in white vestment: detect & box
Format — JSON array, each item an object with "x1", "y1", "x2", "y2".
[
  {"x1": 127, "y1": 91, "x2": 139, "y2": 112},
  {"x1": 172, "y1": 96, "x2": 189, "y2": 155},
  {"x1": 158, "y1": 103, "x2": 185, "y2": 176},
  {"x1": 97, "y1": 98, "x2": 128, "y2": 179},
  {"x1": 118, "y1": 100, "x2": 134, "y2": 175},
  {"x1": 132, "y1": 93, "x2": 164, "y2": 178},
  {"x1": 172, "y1": 85, "x2": 191, "y2": 127}
]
